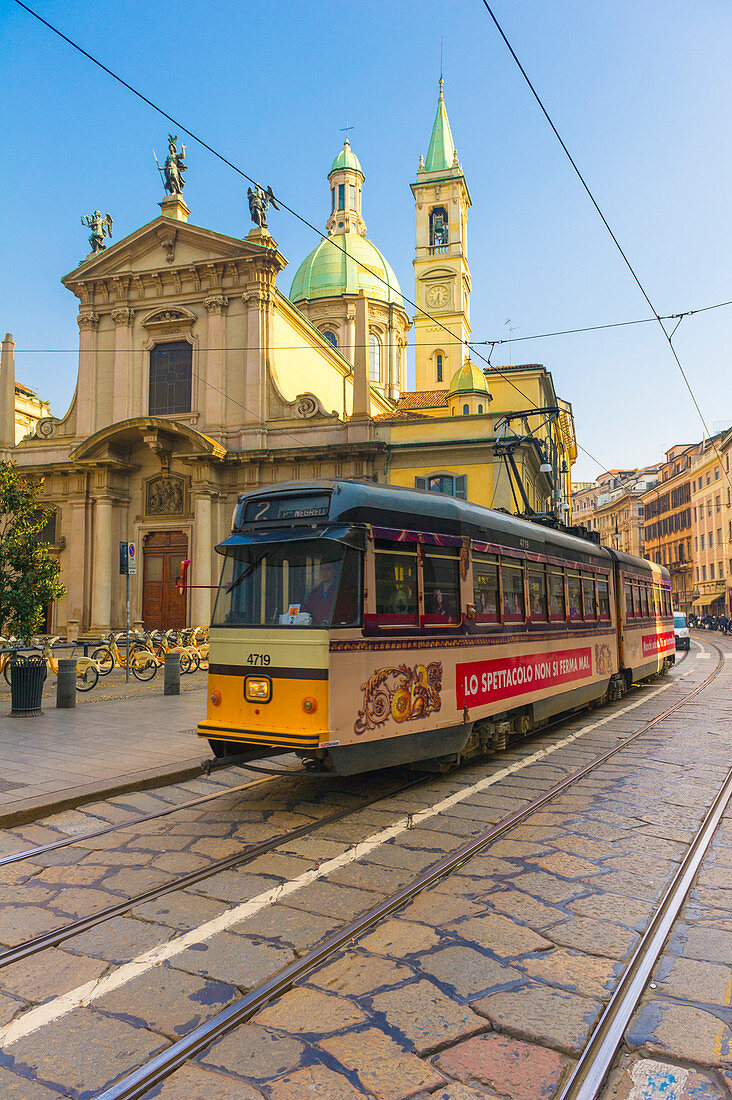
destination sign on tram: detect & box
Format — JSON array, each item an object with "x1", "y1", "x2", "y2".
[{"x1": 243, "y1": 494, "x2": 331, "y2": 523}]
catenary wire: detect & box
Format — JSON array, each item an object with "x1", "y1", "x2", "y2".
[{"x1": 479, "y1": 0, "x2": 732, "y2": 495}]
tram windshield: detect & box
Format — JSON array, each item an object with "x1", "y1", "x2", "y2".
[{"x1": 212, "y1": 540, "x2": 362, "y2": 629}]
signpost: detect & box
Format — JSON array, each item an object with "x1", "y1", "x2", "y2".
[{"x1": 119, "y1": 541, "x2": 136, "y2": 682}]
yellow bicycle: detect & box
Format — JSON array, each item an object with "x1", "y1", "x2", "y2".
[
  {"x1": 28, "y1": 637, "x2": 100, "y2": 692},
  {"x1": 91, "y1": 633, "x2": 159, "y2": 681}
]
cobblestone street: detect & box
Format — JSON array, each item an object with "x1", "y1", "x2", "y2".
[{"x1": 0, "y1": 634, "x2": 727, "y2": 1097}]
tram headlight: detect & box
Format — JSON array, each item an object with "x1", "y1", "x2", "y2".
[{"x1": 245, "y1": 677, "x2": 271, "y2": 703}]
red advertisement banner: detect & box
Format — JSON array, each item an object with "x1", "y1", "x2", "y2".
[
  {"x1": 642, "y1": 631, "x2": 675, "y2": 658},
  {"x1": 456, "y1": 646, "x2": 593, "y2": 709}
]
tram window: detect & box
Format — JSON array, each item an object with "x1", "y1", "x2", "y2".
[
  {"x1": 597, "y1": 578, "x2": 610, "y2": 620},
  {"x1": 582, "y1": 575, "x2": 597, "y2": 619},
  {"x1": 423, "y1": 550, "x2": 460, "y2": 625},
  {"x1": 567, "y1": 571, "x2": 582, "y2": 621},
  {"x1": 663, "y1": 589, "x2": 671, "y2": 616},
  {"x1": 548, "y1": 570, "x2": 565, "y2": 620},
  {"x1": 624, "y1": 581, "x2": 634, "y2": 618},
  {"x1": 212, "y1": 540, "x2": 359, "y2": 629},
  {"x1": 640, "y1": 585, "x2": 649, "y2": 617},
  {"x1": 473, "y1": 553, "x2": 500, "y2": 624},
  {"x1": 652, "y1": 586, "x2": 661, "y2": 616},
  {"x1": 527, "y1": 566, "x2": 548, "y2": 621},
  {"x1": 374, "y1": 547, "x2": 418, "y2": 626},
  {"x1": 501, "y1": 561, "x2": 525, "y2": 622}
]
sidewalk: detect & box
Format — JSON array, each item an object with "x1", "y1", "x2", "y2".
[{"x1": 0, "y1": 688, "x2": 207, "y2": 826}]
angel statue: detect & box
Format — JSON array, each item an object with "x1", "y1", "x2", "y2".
[
  {"x1": 81, "y1": 210, "x2": 113, "y2": 254},
  {"x1": 247, "y1": 183, "x2": 279, "y2": 229},
  {"x1": 155, "y1": 134, "x2": 187, "y2": 195}
]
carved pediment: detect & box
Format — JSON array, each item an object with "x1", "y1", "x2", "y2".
[{"x1": 141, "y1": 306, "x2": 197, "y2": 330}]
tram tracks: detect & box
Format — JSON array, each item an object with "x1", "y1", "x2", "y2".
[{"x1": 92, "y1": 641, "x2": 726, "y2": 1100}]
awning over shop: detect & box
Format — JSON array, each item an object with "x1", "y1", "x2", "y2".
[{"x1": 692, "y1": 592, "x2": 725, "y2": 611}]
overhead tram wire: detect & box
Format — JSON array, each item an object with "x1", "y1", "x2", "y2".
[
  {"x1": 13, "y1": 0, "x2": 602, "y2": 472},
  {"x1": 13, "y1": 293, "x2": 732, "y2": 354},
  {"x1": 479, "y1": 0, "x2": 732, "y2": 495}
]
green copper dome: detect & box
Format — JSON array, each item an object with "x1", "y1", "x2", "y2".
[
  {"x1": 448, "y1": 358, "x2": 489, "y2": 396},
  {"x1": 289, "y1": 232, "x2": 403, "y2": 306},
  {"x1": 330, "y1": 140, "x2": 363, "y2": 177}
]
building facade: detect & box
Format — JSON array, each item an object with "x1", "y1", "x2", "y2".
[
  {"x1": 642, "y1": 444, "x2": 699, "y2": 611},
  {"x1": 688, "y1": 433, "x2": 732, "y2": 616}
]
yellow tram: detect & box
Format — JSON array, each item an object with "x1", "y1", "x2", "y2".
[{"x1": 199, "y1": 480, "x2": 675, "y2": 774}]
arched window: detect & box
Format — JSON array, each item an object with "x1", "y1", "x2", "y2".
[
  {"x1": 338, "y1": 184, "x2": 345, "y2": 210},
  {"x1": 463, "y1": 403, "x2": 469, "y2": 416},
  {"x1": 323, "y1": 331, "x2": 338, "y2": 349},
  {"x1": 369, "y1": 334, "x2": 381, "y2": 382},
  {"x1": 331, "y1": 188, "x2": 336, "y2": 213},
  {"x1": 436, "y1": 353, "x2": 443, "y2": 382},
  {"x1": 478, "y1": 403, "x2": 483, "y2": 414},
  {"x1": 149, "y1": 341, "x2": 192, "y2": 415},
  {"x1": 429, "y1": 207, "x2": 449, "y2": 248}
]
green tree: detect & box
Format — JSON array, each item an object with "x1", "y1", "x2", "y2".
[{"x1": 0, "y1": 461, "x2": 65, "y2": 638}]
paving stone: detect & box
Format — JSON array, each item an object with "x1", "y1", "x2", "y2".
[
  {"x1": 282, "y1": 880, "x2": 382, "y2": 920},
  {"x1": 47, "y1": 887, "x2": 120, "y2": 919},
  {"x1": 200, "y1": 1023, "x2": 305, "y2": 1080},
  {"x1": 146, "y1": 1062, "x2": 263, "y2": 1098},
  {"x1": 94, "y1": 961, "x2": 236, "y2": 1040},
  {"x1": 237, "y1": 903, "x2": 339, "y2": 951},
  {"x1": 434, "y1": 1032, "x2": 569, "y2": 1100},
  {"x1": 508, "y1": 870, "x2": 586, "y2": 905},
  {"x1": 266, "y1": 1063, "x2": 365, "y2": 1099},
  {"x1": 131, "y1": 890, "x2": 225, "y2": 932},
  {"x1": 654, "y1": 956, "x2": 732, "y2": 1008},
  {"x1": 0, "y1": 904, "x2": 64, "y2": 946},
  {"x1": 600, "y1": 1053, "x2": 726, "y2": 1100},
  {"x1": 328, "y1": 861, "x2": 411, "y2": 894},
  {"x1": 552, "y1": 834, "x2": 624, "y2": 861},
  {"x1": 473, "y1": 983, "x2": 603, "y2": 1055},
  {"x1": 172, "y1": 931, "x2": 295, "y2": 988},
  {"x1": 187, "y1": 871, "x2": 278, "y2": 904},
  {"x1": 309, "y1": 951, "x2": 415, "y2": 996},
  {"x1": 83, "y1": 849, "x2": 156, "y2": 866},
  {"x1": 0, "y1": 989, "x2": 24, "y2": 1025},
  {"x1": 65, "y1": 914, "x2": 172, "y2": 963},
  {"x1": 592, "y1": 870, "x2": 665, "y2": 902},
  {"x1": 0, "y1": 945, "x2": 108, "y2": 1003},
  {"x1": 430, "y1": 1085, "x2": 504, "y2": 1100},
  {"x1": 97, "y1": 866, "x2": 174, "y2": 895},
  {"x1": 358, "y1": 919, "x2": 440, "y2": 957},
  {"x1": 37, "y1": 863, "x2": 108, "y2": 887},
  {"x1": 363, "y1": 845, "x2": 438, "y2": 873},
  {"x1": 243, "y1": 852, "x2": 313, "y2": 880},
  {"x1": 627, "y1": 1000, "x2": 732, "y2": 1066},
  {"x1": 674, "y1": 925, "x2": 732, "y2": 964},
  {"x1": 565, "y1": 892, "x2": 650, "y2": 928},
  {"x1": 152, "y1": 851, "x2": 212, "y2": 874},
  {"x1": 417, "y1": 944, "x2": 523, "y2": 1000},
  {"x1": 0, "y1": 1066, "x2": 64, "y2": 1098},
  {"x1": 321, "y1": 1026, "x2": 445, "y2": 1099},
  {"x1": 370, "y1": 978, "x2": 484, "y2": 1054},
  {"x1": 482, "y1": 886, "x2": 565, "y2": 930},
  {"x1": 397, "y1": 894, "x2": 483, "y2": 926},
  {"x1": 533, "y1": 851, "x2": 606, "y2": 879},
  {"x1": 446, "y1": 912, "x2": 552, "y2": 958},
  {"x1": 1, "y1": 1006, "x2": 166, "y2": 1095},
  {"x1": 518, "y1": 948, "x2": 618, "y2": 1000},
  {"x1": 603, "y1": 853, "x2": 676, "y2": 880},
  {"x1": 254, "y1": 986, "x2": 367, "y2": 1034},
  {"x1": 546, "y1": 915, "x2": 639, "y2": 959}
]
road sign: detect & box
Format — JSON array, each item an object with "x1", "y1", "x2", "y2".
[
  {"x1": 119, "y1": 541, "x2": 128, "y2": 575},
  {"x1": 127, "y1": 542, "x2": 137, "y2": 575}
]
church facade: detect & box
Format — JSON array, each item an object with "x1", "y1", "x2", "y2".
[{"x1": 2, "y1": 84, "x2": 577, "y2": 637}]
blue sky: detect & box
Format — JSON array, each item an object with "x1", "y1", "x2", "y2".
[{"x1": 2, "y1": 0, "x2": 731, "y2": 481}]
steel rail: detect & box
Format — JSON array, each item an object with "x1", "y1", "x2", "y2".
[
  {"x1": 0, "y1": 774, "x2": 428, "y2": 969},
  {"x1": 557, "y1": 757, "x2": 732, "y2": 1099},
  {"x1": 95, "y1": 644, "x2": 724, "y2": 1100}
]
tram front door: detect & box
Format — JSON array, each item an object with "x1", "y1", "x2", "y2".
[{"x1": 142, "y1": 531, "x2": 188, "y2": 629}]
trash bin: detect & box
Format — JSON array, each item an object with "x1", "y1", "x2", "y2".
[{"x1": 9, "y1": 657, "x2": 46, "y2": 717}]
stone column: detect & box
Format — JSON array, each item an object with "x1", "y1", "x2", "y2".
[
  {"x1": 191, "y1": 491, "x2": 213, "y2": 626},
  {"x1": 345, "y1": 305, "x2": 356, "y2": 367},
  {"x1": 203, "y1": 295, "x2": 228, "y2": 429},
  {"x1": 387, "y1": 304, "x2": 397, "y2": 400},
  {"x1": 76, "y1": 312, "x2": 100, "y2": 438},
  {"x1": 65, "y1": 495, "x2": 89, "y2": 633},
  {"x1": 242, "y1": 288, "x2": 271, "y2": 426},
  {"x1": 90, "y1": 497, "x2": 114, "y2": 635},
  {"x1": 111, "y1": 308, "x2": 134, "y2": 422},
  {"x1": 1, "y1": 333, "x2": 15, "y2": 451},
  {"x1": 352, "y1": 291, "x2": 370, "y2": 419}
]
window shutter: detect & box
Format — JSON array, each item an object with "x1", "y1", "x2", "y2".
[
  {"x1": 415, "y1": 477, "x2": 427, "y2": 491},
  {"x1": 455, "y1": 475, "x2": 467, "y2": 500}
]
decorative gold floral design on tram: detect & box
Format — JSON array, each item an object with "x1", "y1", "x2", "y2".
[
  {"x1": 595, "y1": 642, "x2": 613, "y2": 675},
  {"x1": 354, "y1": 662, "x2": 442, "y2": 735}
]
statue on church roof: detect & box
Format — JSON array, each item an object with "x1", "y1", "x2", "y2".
[
  {"x1": 156, "y1": 134, "x2": 187, "y2": 195},
  {"x1": 81, "y1": 210, "x2": 113, "y2": 254},
  {"x1": 248, "y1": 183, "x2": 279, "y2": 229}
]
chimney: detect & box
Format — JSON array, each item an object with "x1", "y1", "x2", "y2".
[
  {"x1": 1, "y1": 333, "x2": 16, "y2": 451},
  {"x1": 352, "y1": 291, "x2": 370, "y2": 419}
]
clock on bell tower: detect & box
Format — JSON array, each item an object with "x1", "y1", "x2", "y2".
[{"x1": 412, "y1": 79, "x2": 472, "y2": 392}]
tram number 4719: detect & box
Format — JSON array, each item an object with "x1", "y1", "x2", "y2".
[{"x1": 247, "y1": 653, "x2": 271, "y2": 666}]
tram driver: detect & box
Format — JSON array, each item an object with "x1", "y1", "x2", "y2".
[{"x1": 302, "y1": 560, "x2": 338, "y2": 625}]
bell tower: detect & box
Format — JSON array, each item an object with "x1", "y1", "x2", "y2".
[{"x1": 412, "y1": 79, "x2": 472, "y2": 391}]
